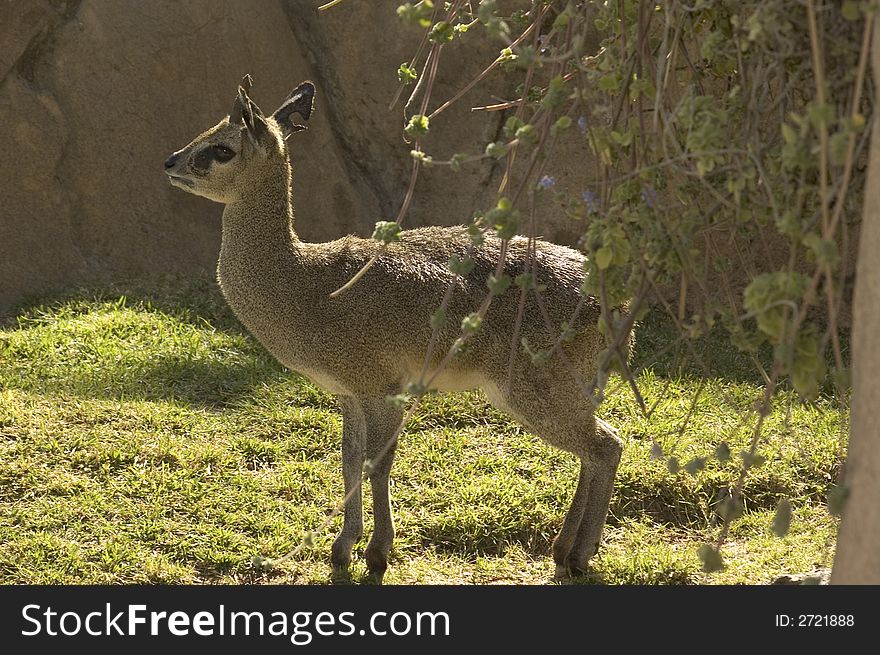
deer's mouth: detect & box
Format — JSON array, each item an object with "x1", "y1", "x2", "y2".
[{"x1": 166, "y1": 173, "x2": 195, "y2": 189}]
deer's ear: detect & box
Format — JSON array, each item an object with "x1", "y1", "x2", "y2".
[
  {"x1": 272, "y1": 81, "x2": 315, "y2": 139},
  {"x1": 230, "y1": 75, "x2": 270, "y2": 147},
  {"x1": 230, "y1": 74, "x2": 253, "y2": 124},
  {"x1": 240, "y1": 93, "x2": 270, "y2": 146}
]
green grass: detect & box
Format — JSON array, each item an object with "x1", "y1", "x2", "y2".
[{"x1": 0, "y1": 278, "x2": 845, "y2": 584}]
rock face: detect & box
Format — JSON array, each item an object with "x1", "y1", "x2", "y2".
[{"x1": 0, "y1": 0, "x2": 384, "y2": 314}]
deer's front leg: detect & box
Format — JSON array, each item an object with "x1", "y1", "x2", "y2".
[{"x1": 330, "y1": 397, "x2": 365, "y2": 573}]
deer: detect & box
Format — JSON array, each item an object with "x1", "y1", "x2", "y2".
[{"x1": 164, "y1": 75, "x2": 628, "y2": 582}]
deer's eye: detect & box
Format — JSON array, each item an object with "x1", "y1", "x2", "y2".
[{"x1": 212, "y1": 145, "x2": 236, "y2": 162}]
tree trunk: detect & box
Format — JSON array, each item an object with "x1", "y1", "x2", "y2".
[{"x1": 831, "y1": 17, "x2": 880, "y2": 585}]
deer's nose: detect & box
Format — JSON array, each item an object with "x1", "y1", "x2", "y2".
[{"x1": 164, "y1": 153, "x2": 179, "y2": 170}]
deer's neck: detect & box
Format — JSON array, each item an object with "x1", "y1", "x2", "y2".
[
  {"x1": 217, "y1": 155, "x2": 306, "y2": 319},
  {"x1": 220, "y1": 156, "x2": 300, "y2": 262}
]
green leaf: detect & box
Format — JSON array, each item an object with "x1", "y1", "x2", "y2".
[
  {"x1": 514, "y1": 123, "x2": 537, "y2": 147},
  {"x1": 405, "y1": 114, "x2": 430, "y2": 137},
  {"x1": 503, "y1": 116, "x2": 524, "y2": 138},
  {"x1": 494, "y1": 221, "x2": 518, "y2": 240},
  {"x1": 397, "y1": 62, "x2": 418, "y2": 85},
  {"x1": 385, "y1": 393, "x2": 411, "y2": 409},
  {"x1": 842, "y1": 1, "x2": 861, "y2": 21},
  {"x1": 515, "y1": 273, "x2": 535, "y2": 289},
  {"x1": 530, "y1": 349, "x2": 551, "y2": 366},
  {"x1": 717, "y1": 495, "x2": 742, "y2": 522},
  {"x1": 461, "y1": 312, "x2": 482, "y2": 335},
  {"x1": 610, "y1": 130, "x2": 633, "y2": 147},
  {"x1": 429, "y1": 20, "x2": 454, "y2": 43},
  {"x1": 789, "y1": 328, "x2": 826, "y2": 400},
  {"x1": 486, "y1": 274, "x2": 512, "y2": 295},
  {"x1": 772, "y1": 498, "x2": 792, "y2": 537},
  {"x1": 807, "y1": 102, "x2": 835, "y2": 129},
  {"x1": 597, "y1": 72, "x2": 621, "y2": 92},
  {"x1": 486, "y1": 197, "x2": 518, "y2": 239},
  {"x1": 552, "y1": 9, "x2": 570, "y2": 30},
  {"x1": 520, "y1": 337, "x2": 550, "y2": 366},
  {"x1": 781, "y1": 123, "x2": 798, "y2": 144},
  {"x1": 485, "y1": 141, "x2": 508, "y2": 159},
  {"x1": 477, "y1": 0, "x2": 497, "y2": 23},
  {"x1": 595, "y1": 246, "x2": 614, "y2": 270},
  {"x1": 251, "y1": 555, "x2": 273, "y2": 571},
  {"x1": 397, "y1": 1, "x2": 434, "y2": 27},
  {"x1": 467, "y1": 223, "x2": 484, "y2": 246},
  {"x1": 513, "y1": 46, "x2": 536, "y2": 70},
  {"x1": 559, "y1": 322, "x2": 575, "y2": 342},
  {"x1": 741, "y1": 450, "x2": 766, "y2": 469},
  {"x1": 542, "y1": 76, "x2": 568, "y2": 109},
  {"x1": 833, "y1": 367, "x2": 851, "y2": 390},
  {"x1": 448, "y1": 255, "x2": 475, "y2": 276},
  {"x1": 743, "y1": 272, "x2": 809, "y2": 343},
  {"x1": 829, "y1": 130, "x2": 850, "y2": 166},
  {"x1": 550, "y1": 115, "x2": 572, "y2": 137},
  {"x1": 372, "y1": 221, "x2": 401, "y2": 244}
]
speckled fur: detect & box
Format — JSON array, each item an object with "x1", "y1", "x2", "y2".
[{"x1": 165, "y1": 79, "x2": 626, "y2": 579}]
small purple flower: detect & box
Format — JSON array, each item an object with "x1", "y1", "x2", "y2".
[
  {"x1": 640, "y1": 185, "x2": 658, "y2": 208},
  {"x1": 577, "y1": 116, "x2": 588, "y2": 133},
  {"x1": 538, "y1": 175, "x2": 556, "y2": 190},
  {"x1": 582, "y1": 189, "x2": 599, "y2": 214}
]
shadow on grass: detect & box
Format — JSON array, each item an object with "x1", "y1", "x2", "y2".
[
  {"x1": 417, "y1": 522, "x2": 556, "y2": 560},
  {"x1": 4, "y1": 342, "x2": 291, "y2": 410},
  {"x1": 631, "y1": 307, "x2": 850, "y2": 392},
  {"x1": 561, "y1": 563, "x2": 694, "y2": 585},
  {"x1": 2, "y1": 273, "x2": 240, "y2": 332},
  {"x1": 1, "y1": 274, "x2": 298, "y2": 409},
  {"x1": 79, "y1": 352, "x2": 286, "y2": 409}
]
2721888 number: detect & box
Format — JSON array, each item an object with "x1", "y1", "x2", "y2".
[{"x1": 798, "y1": 615, "x2": 854, "y2": 627}]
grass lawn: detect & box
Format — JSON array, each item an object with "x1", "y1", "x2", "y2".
[{"x1": 0, "y1": 277, "x2": 845, "y2": 584}]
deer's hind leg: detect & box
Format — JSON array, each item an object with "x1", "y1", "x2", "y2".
[
  {"x1": 565, "y1": 417, "x2": 622, "y2": 571},
  {"x1": 484, "y1": 375, "x2": 622, "y2": 577},
  {"x1": 360, "y1": 396, "x2": 404, "y2": 581}
]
